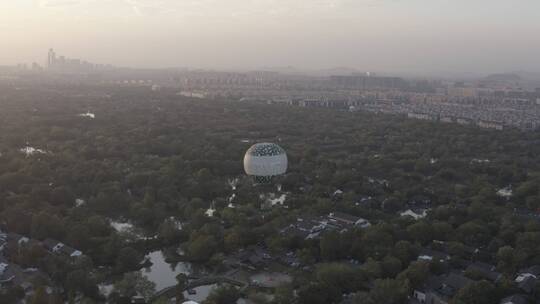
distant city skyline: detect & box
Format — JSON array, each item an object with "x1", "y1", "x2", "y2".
[{"x1": 1, "y1": 0, "x2": 540, "y2": 77}]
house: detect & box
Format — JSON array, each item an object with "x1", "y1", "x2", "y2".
[
  {"x1": 43, "y1": 238, "x2": 61, "y2": 252},
  {"x1": 440, "y1": 116, "x2": 453, "y2": 123},
  {"x1": 339, "y1": 293, "x2": 357, "y2": 304},
  {"x1": 281, "y1": 213, "x2": 371, "y2": 241},
  {"x1": 297, "y1": 217, "x2": 326, "y2": 234},
  {"x1": 42, "y1": 238, "x2": 83, "y2": 258},
  {"x1": 0, "y1": 230, "x2": 7, "y2": 252},
  {"x1": 131, "y1": 295, "x2": 146, "y2": 304},
  {"x1": 417, "y1": 248, "x2": 450, "y2": 263},
  {"x1": 223, "y1": 268, "x2": 252, "y2": 286},
  {"x1": 407, "y1": 196, "x2": 432, "y2": 208},
  {"x1": 515, "y1": 266, "x2": 540, "y2": 294},
  {"x1": 0, "y1": 256, "x2": 52, "y2": 298},
  {"x1": 478, "y1": 120, "x2": 504, "y2": 130},
  {"x1": 435, "y1": 273, "x2": 473, "y2": 298},
  {"x1": 429, "y1": 240, "x2": 482, "y2": 262},
  {"x1": 520, "y1": 265, "x2": 540, "y2": 277},
  {"x1": 7, "y1": 233, "x2": 30, "y2": 247},
  {"x1": 0, "y1": 257, "x2": 24, "y2": 287},
  {"x1": 4, "y1": 232, "x2": 33, "y2": 255},
  {"x1": 280, "y1": 224, "x2": 312, "y2": 240},
  {"x1": 328, "y1": 212, "x2": 360, "y2": 225},
  {"x1": 514, "y1": 208, "x2": 540, "y2": 222},
  {"x1": 412, "y1": 273, "x2": 473, "y2": 304},
  {"x1": 61, "y1": 244, "x2": 83, "y2": 257},
  {"x1": 500, "y1": 294, "x2": 529, "y2": 304},
  {"x1": 516, "y1": 275, "x2": 537, "y2": 294},
  {"x1": 280, "y1": 217, "x2": 322, "y2": 240},
  {"x1": 277, "y1": 252, "x2": 300, "y2": 268},
  {"x1": 0, "y1": 261, "x2": 13, "y2": 285},
  {"x1": 332, "y1": 189, "x2": 344, "y2": 199},
  {"x1": 457, "y1": 118, "x2": 472, "y2": 125},
  {"x1": 355, "y1": 196, "x2": 378, "y2": 209},
  {"x1": 328, "y1": 212, "x2": 371, "y2": 229},
  {"x1": 465, "y1": 262, "x2": 502, "y2": 282},
  {"x1": 227, "y1": 246, "x2": 274, "y2": 270},
  {"x1": 281, "y1": 216, "x2": 337, "y2": 240},
  {"x1": 246, "y1": 254, "x2": 264, "y2": 269},
  {"x1": 408, "y1": 112, "x2": 432, "y2": 121},
  {"x1": 400, "y1": 209, "x2": 428, "y2": 220}
]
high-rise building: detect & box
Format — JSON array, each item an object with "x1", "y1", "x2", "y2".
[
  {"x1": 45, "y1": 48, "x2": 112, "y2": 72},
  {"x1": 47, "y1": 48, "x2": 56, "y2": 68}
]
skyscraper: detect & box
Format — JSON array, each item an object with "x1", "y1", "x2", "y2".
[{"x1": 47, "y1": 48, "x2": 56, "y2": 68}]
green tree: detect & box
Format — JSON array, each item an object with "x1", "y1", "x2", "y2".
[
  {"x1": 175, "y1": 273, "x2": 188, "y2": 301},
  {"x1": 361, "y1": 258, "x2": 383, "y2": 279},
  {"x1": 381, "y1": 255, "x2": 403, "y2": 278},
  {"x1": 188, "y1": 234, "x2": 219, "y2": 262},
  {"x1": 113, "y1": 272, "x2": 156, "y2": 301},
  {"x1": 355, "y1": 279, "x2": 409, "y2": 304},
  {"x1": 30, "y1": 286, "x2": 50, "y2": 304},
  {"x1": 273, "y1": 285, "x2": 295, "y2": 304},
  {"x1": 316, "y1": 263, "x2": 366, "y2": 294},
  {"x1": 320, "y1": 231, "x2": 342, "y2": 261},
  {"x1": 204, "y1": 285, "x2": 240, "y2": 304},
  {"x1": 397, "y1": 261, "x2": 430, "y2": 288},
  {"x1": 158, "y1": 218, "x2": 183, "y2": 244},
  {"x1": 393, "y1": 240, "x2": 417, "y2": 264},
  {"x1": 496, "y1": 246, "x2": 521, "y2": 274},
  {"x1": 407, "y1": 221, "x2": 432, "y2": 245},
  {"x1": 298, "y1": 283, "x2": 337, "y2": 304},
  {"x1": 115, "y1": 247, "x2": 142, "y2": 272},
  {"x1": 30, "y1": 212, "x2": 65, "y2": 240},
  {"x1": 450, "y1": 281, "x2": 496, "y2": 304},
  {"x1": 65, "y1": 269, "x2": 99, "y2": 298}
]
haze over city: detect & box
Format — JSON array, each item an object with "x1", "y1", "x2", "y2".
[
  {"x1": 4, "y1": 1, "x2": 540, "y2": 304},
  {"x1": 2, "y1": 0, "x2": 540, "y2": 76}
]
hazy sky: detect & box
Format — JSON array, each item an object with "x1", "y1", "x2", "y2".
[{"x1": 1, "y1": 0, "x2": 540, "y2": 75}]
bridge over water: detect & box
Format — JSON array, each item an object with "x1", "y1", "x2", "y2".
[{"x1": 151, "y1": 275, "x2": 247, "y2": 301}]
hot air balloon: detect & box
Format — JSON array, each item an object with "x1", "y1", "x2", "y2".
[{"x1": 243, "y1": 143, "x2": 288, "y2": 183}]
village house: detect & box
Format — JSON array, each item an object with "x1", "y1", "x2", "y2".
[
  {"x1": 328, "y1": 212, "x2": 371, "y2": 229},
  {"x1": 7, "y1": 232, "x2": 30, "y2": 247},
  {"x1": 281, "y1": 212, "x2": 372, "y2": 241},
  {"x1": 0, "y1": 256, "x2": 36, "y2": 292},
  {"x1": 280, "y1": 217, "x2": 325, "y2": 240},
  {"x1": 515, "y1": 265, "x2": 540, "y2": 294},
  {"x1": 354, "y1": 196, "x2": 379, "y2": 209},
  {"x1": 224, "y1": 246, "x2": 273, "y2": 270},
  {"x1": 411, "y1": 273, "x2": 473, "y2": 304},
  {"x1": 0, "y1": 256, "x2": 20, "y2": 287},
  {"x1": 0, "y1": 230, "x2": 7, "y2": 252},
  {"x1": 465, "y1": 261, "x2": 502, "y2": 283},
  {"x1": 42, "y1": 238, "x2": 83, "y2": 258},
  {"x1": 499, "y1": 294, "x2": 529, "y2": 304},
  {"x1": 417, "y1": 248, "x2": 450, "y2": 263},
  {"x1": 400, "y1": 208, "x2": 428, "y2": 220},
  {"x1": 430, "y1": 240, "x2": 483, "y2": 262}
]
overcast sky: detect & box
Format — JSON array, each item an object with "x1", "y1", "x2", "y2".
[{"x1": 1, "y1": 0, "x2": 540, "y2": 76}]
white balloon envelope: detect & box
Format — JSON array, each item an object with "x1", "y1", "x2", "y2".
[{"x1": 244, "y1": 143, "x2": 288, "y2": 179}]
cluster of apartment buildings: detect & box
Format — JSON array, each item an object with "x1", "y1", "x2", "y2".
[
  {"x1": 168, "y1": 71, "x2": 540, "y2": 131},
  {"x1": 258, "y1": 90, "x2": 540, "y2": 131}
]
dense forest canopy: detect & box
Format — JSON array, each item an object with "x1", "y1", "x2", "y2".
[{"x1": 1, "y1": 85, "x2": 540, "y2": 303}]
